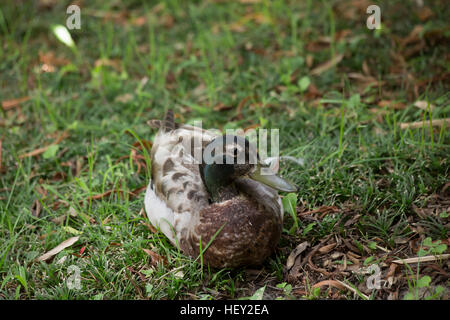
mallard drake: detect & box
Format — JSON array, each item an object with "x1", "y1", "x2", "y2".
[{"x1": 144, "y1": 110, "x2": 296, "y2": 268}]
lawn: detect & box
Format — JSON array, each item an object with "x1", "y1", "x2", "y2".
[{"x1": 0, "y1": 0, "x2": 449, "y2": 300}]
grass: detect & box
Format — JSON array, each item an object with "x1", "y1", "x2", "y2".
[{"x1": 0, "y1": 0, "x2": 449, "y2": 300}]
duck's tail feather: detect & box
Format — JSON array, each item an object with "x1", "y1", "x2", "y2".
[
  {"x1": 147, "y1": 109, "x2": 178, "y2": 131},
  {"x1": 147, "y1": 119, "x2": 162, "y2": 128},
  {"x1": 163, "y1": 109, "x2": 175, "y2": 131}
]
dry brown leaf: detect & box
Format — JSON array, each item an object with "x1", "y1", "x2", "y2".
[
  {"x1": 140, "y1": 221, "x2": 158, "y2": 234},
  {"x1": 39, "y1": 52, "x2": 70, "y2": 66},
  {"x1": 229, "y1": 12, "x2": 271, "y2": 33},
  {"x1": 318, "y1": 243, "x2": 336, "y2": 254},
  {"x1": 346, "y1": 252, "x2": 360, "y2": 265},
  {"x1": 306, "y1": 54, "x2": 314, "y2": 68},
  {"x1": 2, "y1": 96, "x2": 30, "y2": 110},
  {"x1": 83, "y1": 187, "x2": 142, "y2": 204},
  {"x1": 37, "y1": 236, "x2": 80, "y2": 262},
  {"x1": 35, "y1": 185, "x2": 47, "y2": 198},
  {"x1": 305, "y1": 83, "x2": 321, "y2": 99},
  {"x1": 243, "y1": 123, "x2": 259, "y2": 132},
  {"x1": 236, "y1": 96, "x2": 251, "y2": 120},
  {"x1": 159, "y1": 14, "x2": 174, "y2": 28},
  {"x1": 401, "y1": 25, "x2": 424, "y2": 46},
  {"x1": 312, "y1": 280, "x2": 346, "y2": 290},
  {"x1": 31, "y1": 199, "x2": 42, "y2": 218},
  {"x1": 310, "y1": 54, "x2": 344, "y2": 76},
  {"x1": 38, "y1": 51, "x2": 71, "y2": 73},
  {"x1": 377, "y1": 100, "x2": 406, "y2": 110},
  {"x1": 51, "y1": 207, "x2": 78, "y2": 225},
  {"x1": 132, "y1": 139, "x2": 152, "y2": 151},
  {"x1": 385, "y1": 263, "x2": 398, "y2": 279},
  {"x1": 334, "y1": 0, "x2": 371, "y2": 21},
  {"x1": 229, "y1": 22, "x2": 247, "y2": 33},
  {"x1": 38, "y1": 0, "x2": 58, "y2": 9},
  {"x1": 335, "y1": 29, "x2": 353, "y2": 42},
  {"x1": 400, "y1": 118, "x2": 450, "y2": 129},
  {"x1": 131, "y1": 16, "x2": 147, "y2": 26},
  {"x1": 213, "y1": 103, "x2": 233, "y2": 112},
  {"x1": 142, "y1": 248, "x2": 167, "y2": 266},
  {"x1": 362, "y1": 60, "x2": 371, "y2": 76},
  {"x1": 94, "y1": 58, "x2": 122, "y2": 72},
  {"x1": 299, "y1": 205, "x2": 339, "y2": 218},
  {"x1": 347, "y1": 72, "x2": 378, "y2": 84},
  {"x1": 243, "y1": 12, "x2": 271, "y2": 24},
  {"x1": 115, "y1": 93, "x2": 133, "y2": 104},
  {"x1": 286, "y1": 241, "x2": 309, "y2": 270},
  {"x1": 417, "y1": 7, "x2": 434, "y2": 21},
  {"x1": 19, "y1": 131, "x2": 69, "y2": 159}
]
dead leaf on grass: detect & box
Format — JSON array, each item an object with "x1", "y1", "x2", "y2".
[
  {"x1": 19, "y1": 131, "x2": 69, "y2": 159},
  {"x1": 36, "y1": 236, "x2": 80, "y2": 262},
  {"x1": 213, "y1": 103, "x2": 233, "y2": 112},
  {"x1": 239, "y1": 0, "x2": 261, "y2": 3},
  {"x1": 417, "y1": 7, "x2": 434, "y2": 22},
  {"x1": 142, "y1": 248, "x2": 167, "y2": 266},
  {"x1": 318, "y1": 243, "x2": 337, "y2": 254},
  {"x1": 115, "y1": 93, "x2": 133, "y2": 104},
  {"x1": 2, "y1": 96, "x2": 30, "y2": 110},
  {"x1": 31, "y1": 199, "x2": 42, "y2": 218},
  {"x1": 94, "y1": 58, "x2": 122, "y2": 72},
  {"x1": 51, "y1": 207, "x2": 78, "y2": 224},
  {"x1": 312, "y1": 279, "x2": 346, "y2": 291},
  {"x1": 377, "y1": 100, "x2": 406, "y2": 110},
  {"x1": 38, "y1": 51, "x2": 70, "y2": 73},
  {"x1": 399, "y1": 118, "x2": 450, "y2": 129},
  {"x1": 310, "y1": 54, "x2": 344, "y2": 76},
  {"x1": 401, "y1": 25, "x2": 424, "y2": 47},
  {"x1": 286, "y1": 241, "x2": 309, "y2": 270}
]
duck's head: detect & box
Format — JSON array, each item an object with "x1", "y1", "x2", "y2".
[{"x1": 199, "y1": 135, "x2": 297, "y2": 202}]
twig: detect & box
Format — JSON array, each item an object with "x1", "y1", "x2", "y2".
[
  {"x1": 335, "y1": 280, "x2": 370, "y2": 300},
  {"x1": 19, "y1": 131, "x2": 69, "y2": 159},
  {"x1": 311, "y1": 279, "x2": 370, "y2": 300},
  {"x1": 399, "y1": 118, "x2": 450, "y2": 129},
  {"x1": 393, "y1": 254, "x2": 450, "y2": 264}
]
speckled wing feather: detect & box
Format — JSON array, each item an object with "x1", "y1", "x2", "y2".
[
  {"x1": 150, "y1": 124, "x2": 219, "y2": 213},
  {"x1": 146, "y1": 113, "x2": 220, "y2": 244}
]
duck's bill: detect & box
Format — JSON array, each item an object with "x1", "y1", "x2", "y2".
[{"x1": 249, "y1": 166, "x2": 297, "y2": 192}]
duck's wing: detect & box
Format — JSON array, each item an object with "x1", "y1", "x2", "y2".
[
  {"x1": 150, "y1": 125, "x2": 218, "y2": 213},
  {"x1": 145, "y1": 111, "x2": 220, "y2": 243}
]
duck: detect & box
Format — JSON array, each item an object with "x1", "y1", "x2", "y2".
[{"x1": 144, "y1": 110, "x2": 296, "y2": 268}]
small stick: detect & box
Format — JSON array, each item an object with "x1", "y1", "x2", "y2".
[
  {"x1": 399, "y1": 118, "x2": 450, "y2": 129},
  {"x1": 335, "y1": 280, "x2": 370, "y2": 300},
  {"x1": 393, "y1": 254, "x2": 450, "y2": 265}
]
